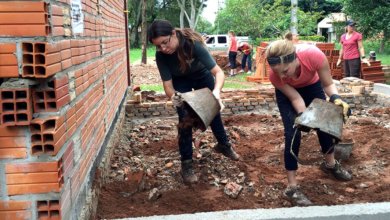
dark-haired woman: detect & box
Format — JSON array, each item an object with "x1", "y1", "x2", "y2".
[
  {"x1": 147, "y1": 19, "x2": 239, "y2": 185},
  {"x1": 337, "y1": 20, "x2": 370, "y2": 78}
]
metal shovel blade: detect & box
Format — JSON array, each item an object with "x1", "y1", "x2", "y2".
[
  {"x1": 295, "y1": 98, "x2": 344, "y2": 141},
  {"x1": 180, "y1": 88, "x2": 221, "y2": 131}
]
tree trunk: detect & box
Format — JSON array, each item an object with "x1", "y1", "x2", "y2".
[
  {"x1": 177, "y1": 0, "x2": 186, "y2": 28},
  {"x1": 141, "y1": 0, "x2": 147, "y2": 64},
  {"x1": 379, "y1": 31, "x2": 388, "y2": 53}
]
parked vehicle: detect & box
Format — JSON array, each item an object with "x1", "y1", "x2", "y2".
[{"x1": 205, "y1": 34, "x2": 250, "y2": 51}]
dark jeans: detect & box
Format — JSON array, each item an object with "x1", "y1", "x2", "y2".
[
  {"x1": 229, "y1": 51, "x2": 237, "y2": 69},
  {"x1": 172, "y1": 74, "x2": 229, "y2": 161},
  {"x1": 344, "y1": 58, "x2": 361, "y2": 78},
  {"x1": 241, "y1": 53, "x2": 252, "y2": 71},
  {"x1": 275, "y1": 81, "x2": 335, "y2": 171}
]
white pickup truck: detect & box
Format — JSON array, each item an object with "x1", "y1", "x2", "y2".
[{"x1": 205, "y1": 34, "x2": 250, "y2": 51}]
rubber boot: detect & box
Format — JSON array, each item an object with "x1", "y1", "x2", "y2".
[
  {"x1": 181, "y1": 159, "x2": 198, "y2": 184},
  {"x1": 214, "y1": 142, "x2": 240, "y2": 161}
]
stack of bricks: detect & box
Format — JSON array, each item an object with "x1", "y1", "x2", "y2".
[
  {"x1": 246, "y1": 42, "x2": 271, "y2": 83},
  {"x1": 315, "y1": 43, "x2": 343, "y2": 80},
  {"x1": 0, "y1": 0, "x2": 128, "y2": 219},
  {"x1": 360, "y1": 61, "x2": 386, "y2": 83}
]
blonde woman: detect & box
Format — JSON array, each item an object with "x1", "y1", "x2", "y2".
[{"x1": 266, "y1": 34, "x2": 352, "y2": 206}]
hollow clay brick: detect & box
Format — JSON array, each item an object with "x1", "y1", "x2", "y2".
[
  {"x1": 0, "y1": 149, "x2": 27, "y2": 159},
  {"x1": 6, "y1": 172, "x2": 59, "y2": 184},
  {"x1": 0, "y1": 66, "x2": 19, "y2": 78},
  {"x1": 6, "y1": 161, "x2": 60, "y2": 173},
  {"x1": 0, "y1": 1, "x2": 47, "y2": 12},
  {"x1": 7, "y1": 182, "x2": 61, "y2": 195},
  {"x1": 0, "y1": 137, "x2": 26, "y2": 148},
  {"x1": 0, "y1": 54, "x2": 17, "y2": 65},
  {"x1": 0, "y1": 126, "x2": 25, "y2": 137},
  {"x1": 0, "y1": 13, "x2": 47, "y2": 24},
  {"x1": 0, "y1": 25, "x2": 49, "y2": 37},
  {"x1": 0, "y1": 43, "x2": 16, "y2": 53}
]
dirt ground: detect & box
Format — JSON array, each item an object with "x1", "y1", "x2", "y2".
[{"x1": 94, "y1": 62, "x2": 390, "y2": 219}]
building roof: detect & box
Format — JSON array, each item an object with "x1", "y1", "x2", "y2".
[{"x1": 318, "y1": 13, "x2": 346, "y2": 28}]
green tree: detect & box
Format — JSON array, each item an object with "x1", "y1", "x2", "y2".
[
  {"x1": 342, "y1": 0, "x2": 390, "y2": 53},
  {"x1": 215, "y1": 0, "x2": 322, "y2": 39}
]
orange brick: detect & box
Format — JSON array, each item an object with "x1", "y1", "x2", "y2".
[
  {"x1": 0, "y1": 126, "x2": 25, "y2": 137},
  {"x1": 7, "y1": 182, "x2": 61, "y2": 195},
  {"x1": 0, "y1": 43, "x2": 16, "y2": 53},
  {"x1": 0, "y1": 66, "x2": 19, "y2": 78},
  {"x1": 0, "y1": 149, "x2": 27, "y2": 159},
  {"x1": 0, "y1": 1, "x2": 47, "y2": 12},
  {"x1": 6, "y1": 172, "x2": 59, "y2": 184},
  {"x1": 0, "y1": 12, "x2": 47, "y2": 24},
  {"x1": 0, "y1": 25, "x2": 49, "y2": 37},
  {"x1": 0, "y1": 54, "x2": 17, "y2": 65},
  {"x1": 0, "y1": 200, "x2": 31, "y2": 210},
  {"x1": 6, "y1": 161, "x2": 60, "y2": 173},
  {"x1": 0, "y1": 137, "x2": 26, "y2": 148}
]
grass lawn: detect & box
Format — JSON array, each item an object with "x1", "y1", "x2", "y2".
[{"x1": 130, "y1": 47, "x2": 156, "y2": 64}]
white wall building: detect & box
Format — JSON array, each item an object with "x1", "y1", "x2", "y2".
[{"x1": 317, "y1": 13, "x2": 346, "y2": 42}]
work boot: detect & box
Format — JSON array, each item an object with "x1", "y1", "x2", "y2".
[
  {"x1": 320, "y1": 160, "x2": 352, "y2": 181},
  {"x1": 283, "y1": 185, "x2": 313, "y2": 206},
  {"x1": 181, "y1": 159, "x2": 198, "y2": 184},
  {"x1": 214, "y1": 143, "x2": 240, "y2": 161}
]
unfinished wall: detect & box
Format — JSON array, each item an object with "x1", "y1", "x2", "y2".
[
  {"x1": 126, "y1": 79, "x2": 390, "y2": 119},
  {"x1": 0, "y1": 0, "x2": 128, "y2": 219}
]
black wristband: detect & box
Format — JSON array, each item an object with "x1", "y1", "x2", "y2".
[
  {"x1": 361, "y1": 56, "x2": 366, "y2": 59},
  {"x1": 329, "y1": 94, "x2": 341, "y2": 103}
]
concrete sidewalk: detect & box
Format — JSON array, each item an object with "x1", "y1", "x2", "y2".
[{"x1": 113, "y1": 202, "x2": 390, "y2": 220}]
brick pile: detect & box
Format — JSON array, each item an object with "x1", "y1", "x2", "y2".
[
  {"x1": 0, "y1": 1, "x2": 128, "y2": 219},
  {"x1": 247, "y1": 42, "x2": 386, "y2": 84}
]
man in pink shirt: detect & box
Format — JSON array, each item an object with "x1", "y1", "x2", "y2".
[
  {"x1": 266, "y1": 34, "x2": 352, "y2": 206},
  {"x1": 337, "y1": 20, "x2": 370, "y2": 78}
]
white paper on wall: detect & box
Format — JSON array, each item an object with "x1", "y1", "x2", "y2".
[{"x1": 71, "y1": 0, "x2": 84, "y2": 34}]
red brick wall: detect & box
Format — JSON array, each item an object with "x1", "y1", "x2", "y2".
[{"x1": 0, "y1": 0, "x2": 128, "y2": 219}]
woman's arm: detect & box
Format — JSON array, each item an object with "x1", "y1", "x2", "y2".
[
  {"x1": 277, "y1": 84, "x2": 306, "y2": 114},
  {"x1": 210, "y1": 64, "x2": 225, "y2": 91},
  {"x1": 358, "y1": 40, "x2": 365, "y2": 58},
  {"x1": 318, "y1": 59, "x2": 338, "y2": 97},
  {"x1": 162, "y1": 80, "x2": 176, "y2": 98}
]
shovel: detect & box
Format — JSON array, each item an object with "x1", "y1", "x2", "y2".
[{"x1": 291, "y1": 98, "x2": 344, "y2": 165}]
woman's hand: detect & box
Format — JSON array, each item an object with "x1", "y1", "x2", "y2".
[
  {"x1": 212, "y1": 89, "x2": 225, "y2": 112},
  {"x1": 361, "y1": 58, "x2": 371, "y2": 66},
  {"x1": 336, "y1": 58, "x2": 342, "y2": 67}
]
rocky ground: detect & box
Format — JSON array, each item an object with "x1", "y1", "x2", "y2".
[{"x1": 94, "y1": 61, "x2": 390, "y2": 219}]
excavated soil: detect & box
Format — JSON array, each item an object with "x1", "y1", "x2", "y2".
[{"x1": 95, "y1": 106, "x2": 390, "y2": 219}]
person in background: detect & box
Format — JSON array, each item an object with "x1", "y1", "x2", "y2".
[
  {"x1": 227, "y1": 30, "x2": 238, "y2": 76},
  {"x1": 266, "y1": 33, "x2": 352, "y2": 206},
  {"x1": 147, "y1": 19, "x2": 239, "y2": 185},
  {"x1": 337, "y1": 20, "x2": 370, "y2": 78},
  {"x1": 238, "y1": 41, "x2": 253, "y2": 74}
]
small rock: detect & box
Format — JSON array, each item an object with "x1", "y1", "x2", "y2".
[
  {"x1": 224, "y1": 182, "x2": 243, "y2": 199},
  {"x1": 356, "y1": 183, "x2": 370, "y2": 188},
  {"x1": 345, "y1": 187, "x2": 355, "y2": 193},
  {"x1": 165, "y1": 162, "x2": 174, "y2": 168},
  {"x1": 220, "y1": 179, "x2": 228, "y2": 185},
  {"x1": 148, "y1": 188, "x2": 161, "y2": 201}
]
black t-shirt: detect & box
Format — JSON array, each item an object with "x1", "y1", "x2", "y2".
[{"x1": 156, "y1": 41, "x2": 216, "y2": 81}]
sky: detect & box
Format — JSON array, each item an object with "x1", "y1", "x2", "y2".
[{"x1": 201, "y1": 0, "x2": 224, "y2": 24}]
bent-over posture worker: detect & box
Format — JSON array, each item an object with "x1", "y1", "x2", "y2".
[
  {"x1": 147, "y1": 19, "x2": 239, "y2": 184},
  {"x1": 266, "y1": 33, "x2": 353, "y2": 206}
]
